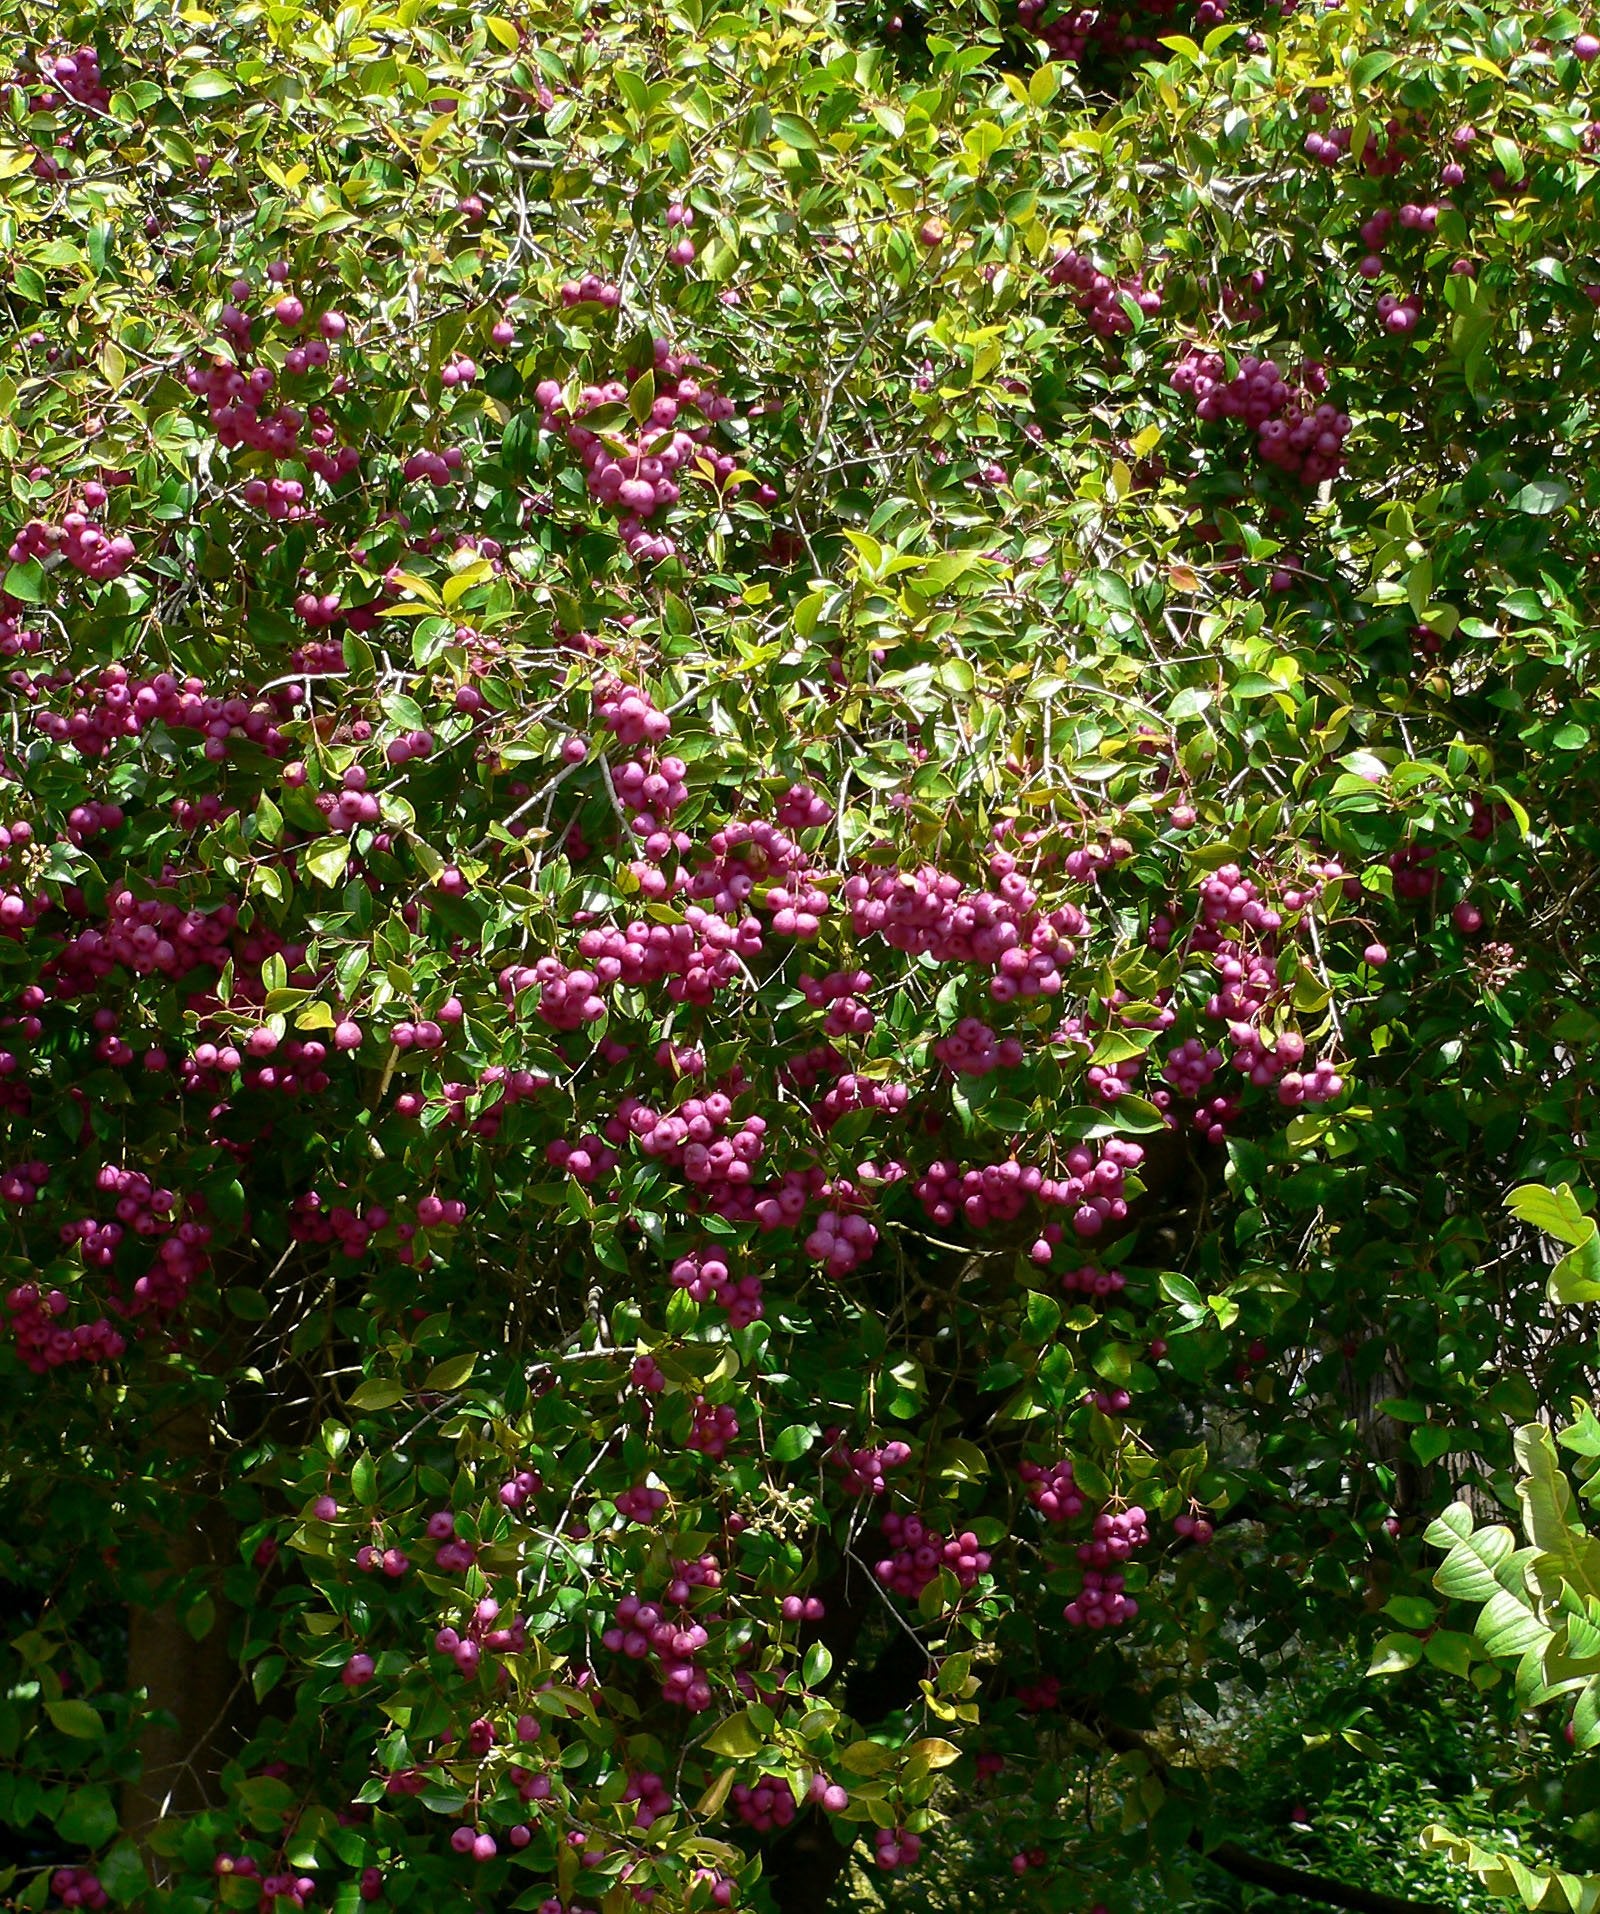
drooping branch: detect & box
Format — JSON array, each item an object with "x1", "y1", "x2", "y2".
[
  {"x1": 1200, "y1": 1841, "x2": 1449, "y2": 1914},
  {"x1": 1085, "y1": 1710, "x2": 1449, "y2": 1914}
]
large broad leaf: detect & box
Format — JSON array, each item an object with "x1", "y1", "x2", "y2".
[
  {"x1": 1427, "y1": 1503, "x2": 1524, "y2": 1603},
  {"x1": 1421, "y1": 1825, "x2": 1600, "y2": 1913},
  {"x1": 1517, "y1": 1423, "x2": 1600, "y2": 1604},
  {"x1": 1507, "y1": 1184, "x2": 1600, "y2": 1302},
  {"x1": 1475, "y1": 1585, "x2": 1553, "y2": 1662}
]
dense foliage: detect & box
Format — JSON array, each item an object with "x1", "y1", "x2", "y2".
[{"x1": 3, "y1": 0, "x2": 1600, "y2": 1908}]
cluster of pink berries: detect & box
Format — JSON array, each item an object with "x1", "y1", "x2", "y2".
[
  {"x1": 1055, "y1": 1256, "x2": 1126, "y2": 1299},
  {"x1": 0, "y1": 595, "x2": 43, "y2": 660},
  {"x1": 50, "y1": 1867, "x2": 108, "y2": 1909},
  {"x1": 1389, "y1": 842, "x2": 1439, "y2": 899},
  {"x1": 616, "y1": 1482, "x2": 669, "y2": 1522},
  {"x1": 664, "y1": 201, "x2": 697, "y2": 265},
  {"x1": 732, "y1": 1777, "x2": 798, "y2": 1831},
  {"x1": 799, "y1": 967, "x2": 876, "y2": 1038},
  {"x1": 1162, "y1": 1035, "x2": 1223, "y2": 1097},
  {"x1": 544, "y1": 1131, "x2": 620, "y2": 1185},
  {"x1": 916, "y1": 1140, "x2": 1144, "y2": 1241},
  {"x1": 535, "y1": 340, "x2": 766, "y2": 561},
  {"x1": 521, "y1": 912, "x2": 760, "y2": 1030},
  {"x1": 933, "y1": 1016, "x2": 1024, "y2": 1076},
  {"x1": 357, "y1": 1540, "x2": 410, "y2": 1578},
  {"x1": 630, "y1": 1353, "x2": 666, "y2": 1394},
  {"x1": 3, "y1": 1282, "x2": 127, "y2": 1371},
  {"x1": 624, "y1": 1770, "x2": 675, "y2": 1828},
  {"x1": 185, "y1": 343, "x2": 358, "y2": 499},
  {"x1": 596, "y1": 678, "x2": 674, "y2": 747},
  {"x1": 315, "y1": 764, "x2": 384, "y2": 831},
  {"x1": 1083, "y1": 1504, "x2": 1148, "y2": 1564},
  {"x1": 214, "y1": 1855, "x2": 316, "y2": 1910},
  {"x1": 609, "y1": 1093, "x2": 768, "y2": 1197},
  {"x1": 32, "y1": 665, "x2": 297, "y2": 763},
  {"x1": 558, "y1": 273, "x2": 621, "y2": 308},
  {"x1": 1046, "y1": 249, "x2": 1162, "y2": 337},
  {"x1": 603, "y1": 1576, "x2": 716, "y2": 1711},
  {"x1": 826, "y1": 1430, "x2": 912, "y2": 1495},
  {"x1": 498, "y1": 1466, "x2": 542, "y2": 1510},
  {"x1": 432, "y1": 1597, "x2": 529, "y2": 1674},
  {"x1": 1063, "y1": 1505, "x2": 1149, "y2": 1629},
  {"x1": 0, "y1": 820, "x2": 42, "y2": 938},
  {"x1": 392, "y1": 1064, "x2": 549, "y2": 1141},
  {"x1": 1020, "y1": 1458, "x2": 1086, "y2": 1522},
  {"x1": 669, "y1": 1246, "x2": 765, "y2": 1327},
  {"x1": 1302, "y1": 110, "x2": 1407, "y2": 175},
  {"x1": 31, "y1": 46, "x2": 110, "y2": 111},
  {"x1": 1222, "y1": 1021, "x2": 1343, "y2": 1106},
  {"x1": 845, "y1": 858, "x2": 1085, "y2": 1003},
  {"x1": 1065, "y1": 1568, "x2": 1138, "y2": 1629},
  {"x1": 775, "y1": 782, "x2": 834, "y2": 829},
  {"x1": 809, "y1": 1066, "x2": 909, "y2": 1135},
  {"x1": 1170, "y1": 350, "x2": 1352, "y2": 486},
  {"x1": 873, "y1": 1512, "x2": 991, "y2": 1599},
  {"x1": 1374, "y1": 290, "x2": 1425, "y2": 337},
  {"x1": 400, "y1": 445, "x2": 465, "y2": 489},
  {"x1": 57, "y1": 1168, "x2": 213, "y2": 1317},
  {"x1": 802, "y1": 1204, "x2": 881, "y2": 1276},
  {"x1": 289, "y1": 1193, "x2": 388, "y2": 1258},
  {"x1": 873, "y1": 1827, "x2": 924, "y2": 1872},
  {"x1": 1018, "y1": 0, "x2": 1223, "y2": 66},
  {"x1": 678, "y1": 818, "x2": 831, "y2": 936},
  {"x1": 685, "y1": 1395, "x2": 740, "y2": 1457},
  {"x1": 10, "y1": 510, "x2": 136, "y2": 581},
  {"x1": 448, "y1": 1827, "x2": 503, "y2": 1862},
  {"x1": 0, "y1": 1158, "x2": 47, "y2": 1207},
  {"x1": 1087, "y1": 1386, "x2": 1132, "y2": 1415},
  {"x1": 613, "y1": 751, "x2": 690, "y2": 841},
  {"x1": 1016, "y1": 1675, "x2": 1060, "y2": 1712}
]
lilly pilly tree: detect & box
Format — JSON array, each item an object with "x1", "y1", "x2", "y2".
[{"x1": 3, "y1": 0, "x2": 1600, "y2": 1911}]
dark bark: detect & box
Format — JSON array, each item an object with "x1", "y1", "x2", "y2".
[{"x1": 123, "y1": 1524, "x2": 241, "y2": 1834}]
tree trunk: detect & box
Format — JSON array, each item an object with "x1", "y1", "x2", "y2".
[
  {"x1": 766, "y1": 1809, "x2": 853, "y2": 1914},
  {"x1": 121, "y1": 1404, "x2": 242, "y2": 1845}
]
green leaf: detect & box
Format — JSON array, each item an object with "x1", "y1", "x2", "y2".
[
  {"x1": 97, "y1": 1843, "x2": 147, "y2": 1907},
  {"x1": 423, "y1": 1353, "x2": 478, "y2": 1391},
  {"x1": 1508, "y1": 1182, "x2": 1593, "y2": 1246},
  {"x1": 1428, "y1": 1505, "x2": 1521, "y2": 1603},
  {"x1": 349, "y1": 1380, "x2": 405, "y2": 1412},
  {"x1": 55, "y1": 1785, "x2": 117, "y2": 1847},
  {"x1": 772, "y1": 1423, "x2": 818, "y2": 1462},
  {"x1": 1367, "y1": 1632, "x2": 1422, "y2": 1676},
  {"x1": 1474, "y1": 1586, "x2": 1551, "y2": 1661},
  {"x1": 1511, "y1": 476, "x2": 1568, "y2": 516},
  {"x1": 770, "y1": 113, "x2": 818, "y2": 150},
  {"x1": 702, "y1": 1710, "x2": 762, "y2": 1757},
  {"x1": 45, "y1": 1700, "x2": 103, "y2": 1739},
  {"x1": 1382, "y1": 1594, "x2": 1439, "y2": 1629},
  {"x1": 304, "y1": 837, "x2": 351, "y2": 887},
  {"x1": 183, "y1": 71, "x2": 239, "y2": 99},
  {"x1": 3, "y1": 560, "x2": 45, "y2": 604}
]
